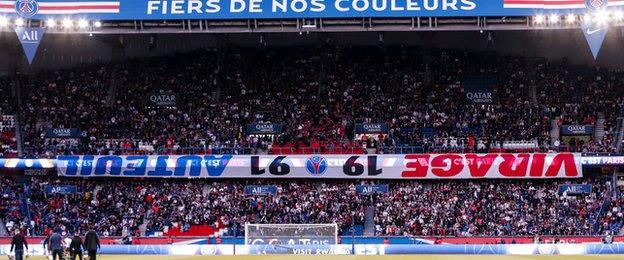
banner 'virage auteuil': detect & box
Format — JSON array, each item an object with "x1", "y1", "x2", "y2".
[{"x1": 56, "y1": 153, "x2": 582, "y2": 179}]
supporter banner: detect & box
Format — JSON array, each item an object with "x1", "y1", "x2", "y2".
[
  {"x1": 558, "y1": 184, "x2": 592, "y2": 195},
  {"x1": 581, "y1": 156, "x2": 624, "y2": 166},
  {"x1": 246, "y1": 124, "x2": 282, "y2": 134},
  {"x1": 3, "y1": 244, "x2": 624, "y2": 256},
  {"x1": 247, "y1": 236, "x2": 336, "y2": 246},
  {"x1": 246, "y1": 244, "x2": 353, "y2": 255},
  {"x1": 244, "y1": 244, "x2": 624, "y2": 255},
  {"x1": 55, "y1": 153, "x2": 583, "y2": 179},
  {"x1": 561, "y1": 125, "x2": 594, "y2": 135},
  {"x1": 582, "y1": 15, "x2": 610, "y2": 59},
  {"x1": 97, "y1": 245, "x2": 235, "y2": 255},
  {"x1": 355, "y1": 184, "x2": 388, "y2": 194},
  {"x1": 3, "y1": 235, "x2": 624, "y2": 246},
  {"x1": 355, "y1": 123, "x2": 389, "y2": 134},
  {"x1": 244, "y1": 185, "x2": 278, "y2": 195},
  {"x1": 0, "y1": 158, "x2": 55, "y2": 169},
  {"x1": 148, "y1": 92, "x2": 177, "y2": 107},
  {"x1": 14, "y1": 27, "x2": 45, "y2": 65},
  {"x1": 45, "y1": 128, "x2": 87, "y2": 138},
  {"x1": 0, "y1": 245, "x2": 235, "y2": 256},
  {"x1": 44, "y1": 185, "x2": 77, "y2": 194},
  {"x1": 2, "y1": 0, "x2": 623, "y2": 21}
]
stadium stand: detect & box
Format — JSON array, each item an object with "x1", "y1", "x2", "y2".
[
  {"x1": 0, "y1": 176, "x2": 26, "y2": 236},
  {"x1": 0, "y1": 47, "x2": 623, "y2": 242},
  {"x1": 0, "y1": 171, "x2": 620, "y2": 239},
  {"x1": 0, "y1": 78, "x2": 17, "y2": 158},
  {"x1": 8, "y1": 47, "x2": 621, "y2": 157},
  {"x1": 373, "y1": 177, "x2": 613, "y2": 237}
]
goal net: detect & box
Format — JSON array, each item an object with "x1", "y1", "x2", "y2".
[{"x1": 244, "y1": 223, "x2": 339, "y2": 245}]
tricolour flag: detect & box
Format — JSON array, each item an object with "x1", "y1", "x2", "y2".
[{"x1": 0, "y1": 1, "x2": 120, "y2": 14}]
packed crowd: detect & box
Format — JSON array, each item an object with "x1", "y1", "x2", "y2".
[
  {"x1": 1, "y1": 173, "x2": 621, "y2": 237},
  {"x1": 25, "y1": 176, "x2": 146, "y2": 237},
  {"x1": 0, "y1": 77, "x2": 17, "y2": 157},
  {"x1": 0, "y1": 47, "x2": 617, "y2": 157},
  {"x1": 202, "y1": 181, "x2": 366, "y2": 236},
  {"x1": 25, "y1": 177, "x2": 97, "y2": 236},
  {"x1": 145, "y1": 180, "x2": 366, "y2": 236},
  {"x1": 0, "y1": 176, "x2": 26, "y2": 234},
  {"x1": 7, "y1": 177, "x2": 366, "y2": 237},
  {"x1": 373, "y1": 178, "x2": 613, "y2": 237},
  {"x1": 600, "y1": 191, "x2": 624, "y2": 236}
]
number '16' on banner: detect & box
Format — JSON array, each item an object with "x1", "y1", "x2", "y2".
[{"x1": 14, "y1": 27, "x2": 46, "y2": 65}]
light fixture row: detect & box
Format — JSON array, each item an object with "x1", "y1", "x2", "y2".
[
  {"x1": 534, "y1": 10, "x2": 624, "y2": 25},
  {"x1": 0, "y1": 17, "x2": 102, "y2": 29}
]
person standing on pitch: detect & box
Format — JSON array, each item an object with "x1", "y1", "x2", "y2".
[
  {"x1": 49, "y1": 230, "x2": 64, "y2": 260},
  {"x1": 43, "y1": 234, "x2": 50, "y2": 256},
  {"x1": 69, "y1": 232, "x2": 84, "y2": 260},
  {"x1": 84, "y1": 228, "x2": 100, "y2": 260},
  {"x1": 10, "y1": 230, "x2": 28, "y2": 260}
]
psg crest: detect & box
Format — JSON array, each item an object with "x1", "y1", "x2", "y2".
[
  {"x1": 15, "y1": 0, "x2": 39, "y2": 18},
  {"x1": 305, "y1": 156, "x2": 327, "y2": 176},
  {"x1": 586, "y1": 0, "x2": 608, "y2": 10}
]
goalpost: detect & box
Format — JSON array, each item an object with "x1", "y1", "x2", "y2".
[{"x1": 244, "y1": 223, "x2": 339, "y2": 245}]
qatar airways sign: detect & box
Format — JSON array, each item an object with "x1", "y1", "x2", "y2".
[{"x1": 56, "y1": 153, "x2": 582, "y2": 179}]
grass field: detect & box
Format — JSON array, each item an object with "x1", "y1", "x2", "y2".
[{"x1": 23, "y1": 255, "x2": 624, "y2": 260}]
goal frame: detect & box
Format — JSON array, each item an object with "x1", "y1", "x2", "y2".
[{"x1": 244, "y1": 223, "x2": 339, "y2": 245}]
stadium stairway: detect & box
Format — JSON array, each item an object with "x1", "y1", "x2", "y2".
[
  {"x1": 138, "y1": 183, "x2": 151, "y2": 237},
  {"x1": 0, "y1": 219, "x2": 8, "y2": 236},
  {"x1": 94, "y1": 185, "x2": 102, "y2": 196},
  {"x1": 550, "y1": 119, "x2": 560, "y2": 143},
  {"x1": 14, "y1": 113, "x2": 24, "y2": 156},
  {"x1": 202, "y1": 184, "x2": 210, "y2": 197},
  {"x1": 595, "y1": 112, "x2": 606, "y2": 140},
  {"x1": 530, "y1": 84, "x2": 538, "y2": 105},
  {"x1": 106, "y1": 76, "x2": 117, "y2": 107},
  {"x1": 139, "y1": 211, "x2": 150, "y2": 237},
  {"x1": 20, "y1": 178, "x2": 32, "y2": 232},
  {"x1": 363, "y1": 206, "x2": 376, "y2": 236}
]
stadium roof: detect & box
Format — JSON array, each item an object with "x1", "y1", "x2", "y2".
[{"x1": 0, "y1": 16, "x2": 622, "y2": 34}]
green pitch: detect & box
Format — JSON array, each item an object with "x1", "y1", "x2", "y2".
[{"x1": 24, "y1": 255, "x2": 624, "y2": 260}]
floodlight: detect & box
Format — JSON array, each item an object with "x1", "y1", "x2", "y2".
[
  {"x1": 614, "y1": 10, "x2": 624, "y2": 22},
  {"x1": 46, "y1": 19, "x2": 56, "y2": 28},
  {"x1": 78, "y1": 19, "x2": 88, "y2": 28},
  {"x1": 594, "y1": 10, "x2": 609, "y2": 24},
  {"x1": 535, "y1": 15, "x2": 545, "y2": 24},
  {"x1": 62, "y1": 18, "x2": 73, "y2": 29},
  {"x1": 0, "y1": 17, "x2": 8, "y2": 27},
  {"x1": 566, "y1": 14, "x2": 576, "y2": 24}
]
